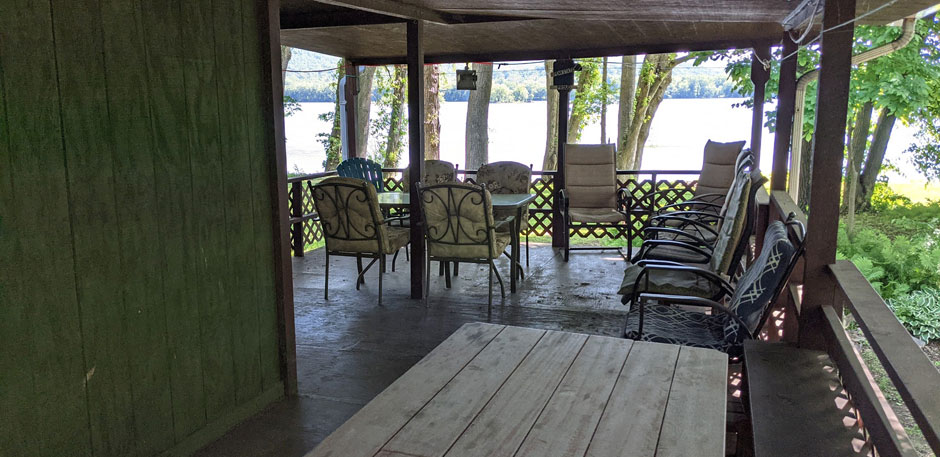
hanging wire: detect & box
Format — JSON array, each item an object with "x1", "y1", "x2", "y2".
[
  {"x1": 788, "y1": 0, "x2": 823, "y2": 45},
  {"x1": 778, "y1": 0, "x2": 901, "y2": 63}
]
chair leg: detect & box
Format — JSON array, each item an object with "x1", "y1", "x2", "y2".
[
  {"x1": 525, "y1": 232, "x2": 529, "y2": 269},
  {"x1": 425, "y1": 253, "x2": 431, "y2": 308},
  {"x1": 392, "y1": 249, "x2": 399, "y2": 272},
  {"x1": 378, "y1": 255, "x2": 384, "y2": 306},
  {"x1": 564, "y1": 220, "x2": 570, "y2": 262},
  {"x1": 488, "y1": 262, "x2": 493, "y2": 312},
  {"x1": 444, "y1": 262, "x2": 452, "y2": 289},
  {"x1": 453, "y1": 262, "x2": 459, "y2": 277},
  {"x1": 439, "y1": 261, "x2": 444, "y2": 276},
  {"x1": 324, "y1": 252, "x2": 329, "y2": 300},
  {"x1": 492, "y1": 261, "x2": 505, "y2": 298},
  {"x1": 356, "y1": 255, "x2": 364, "y2": 289}
]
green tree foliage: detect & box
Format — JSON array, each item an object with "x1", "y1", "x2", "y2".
[
  {"x1": 714, "y1": 17, "x2": 940, "y2": 210},
  {"x1": 370, "y1": 65, "x2": 407, "y2": 168}
]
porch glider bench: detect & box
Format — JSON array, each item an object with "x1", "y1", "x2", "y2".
[{"x1": 744, "y1": 341, "x2": 869, "y2": 457}]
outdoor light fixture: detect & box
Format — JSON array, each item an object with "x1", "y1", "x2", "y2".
[{"x1": 456, "y1": 64, "x2": 477, "y2": 90}]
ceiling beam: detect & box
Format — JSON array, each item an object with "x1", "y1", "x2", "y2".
[
  {"x1": 313, "y1": 0, "x2": 451, "y2": 24},
  {"x1": 280, "y1": 11, "x2": 405, "y2": 29},
  {"x1": 350, "y1": 37, "x2": 780, "y2": 66},
  {"x1": 439, "y1": 8, "x2": 789, "y2": 22}
]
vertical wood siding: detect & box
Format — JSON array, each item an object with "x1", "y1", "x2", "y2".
[{"x1": 0, "y1": 1, "x2": 283, "y2": 455}]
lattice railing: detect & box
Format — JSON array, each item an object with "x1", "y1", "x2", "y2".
[{"x1": 288, "y1": 168, "x2": 700, "y2": 255}]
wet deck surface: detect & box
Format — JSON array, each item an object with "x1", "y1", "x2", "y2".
[{"x1": 195, "y1": 244, "x2": 633, "y2": 457}]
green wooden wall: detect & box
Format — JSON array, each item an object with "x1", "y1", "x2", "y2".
[{"x1": 0, "y1": 0, "x2": 284, "y2": 455}]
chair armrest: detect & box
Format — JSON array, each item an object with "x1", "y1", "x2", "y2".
[
  {"x1": 637, "y1": 292, "x2": 751, "y2": 338},
  {"x1": 643, "y1": 226, "x2": 713, "y2": 245},
  {"x1": 636, "y1": 239, "x2": 714, "y2": 264},
  {"x1": 659, "y1": 200, "x2": 723, "y2": 213},
  {"x1": 651, "y1": 211, "x2": 721, "y2": 223}
]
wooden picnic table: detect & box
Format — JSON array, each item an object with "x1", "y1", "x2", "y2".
[
  {"x1": 379, "y1": 192, "x2": 536, "y2": 293},
  {"x1": 306, "y1": 323, "x2": 728, "y2": 457}
]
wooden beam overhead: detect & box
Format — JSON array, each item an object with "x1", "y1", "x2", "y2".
[
  {"x1": 280, "y1": 11, "x2": 405, "y2": 29},
  {"x1": 314, "y1": 0, "x2": 450, "y2": 24}
]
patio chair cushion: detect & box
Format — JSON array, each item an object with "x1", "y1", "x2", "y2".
[
  {"x1": 478, "y1": 161, "x2": 532, "y2": 231},
  {"x1": 564, "y1": 144, "x2": 618, "y2": 209},
  {"x1": 402, "y1": 159, "x2": 456, "y2": 187},
  {"x1": 638, "y1": 243, "x2": 711, "y2": 264},
  {"x1": 623, "y1": 304, "x2": 730, "y2": 352},
  {"x1": 618, "y1": 262, "x2": 720, "y2": 301},
  {"x1": 420, "y1": 182, "x2": 508, "y2": 259},
  {"x1": 723, "y1": 221, "x2": 796, "y2": 344},
  {"x1": 567, "y1": 207, "x2": 627, "y2": 224},
  {"x1": 314, "y1": 177, "x2": 409, "y2": 255},
  {"x1": 694, "y1": 140, "x2": 746, "y2": 198}
]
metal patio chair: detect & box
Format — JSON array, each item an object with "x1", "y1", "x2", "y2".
[
  {"x1": 622, "y1": 216, "x2": 805, "y2": 359},
  {"x1": 311, "y1": 177, "x2": 410, "y2": 305},
  {"x1": 417, "y1": 182, "x2": 514, "y2": 311},
  {"x1": 476, "y1": 161, "x2": 533, "y2": 267},
  {"x1": 557, "y1": 144, "x2": 631, "y2": 262},
  {"x1": 618, "y1": 166, "x2": 754, "y2": 305},
  {"x1": 337, "y1": 157, "x2": 384, "y2": 192}
]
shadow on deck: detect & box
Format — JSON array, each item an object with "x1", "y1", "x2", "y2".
[{"x1": 196, "y1": 244, "x2": 632, "y2": 457}]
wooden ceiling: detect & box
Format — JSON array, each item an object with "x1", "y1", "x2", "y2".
[{"x1": 279, "y1": 0, "x2": 937, "y2": 63}]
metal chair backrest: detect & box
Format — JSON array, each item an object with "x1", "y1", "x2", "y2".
[
  {"x1": 694, "y1": 140, "x2": 747, "y2": 198},
  {"x1": 417, "y1": 182, "x2": 500, "y2": 260},
  {"x1": 476, "y1": 161, "x2": 532, "y2": 194},
  {"x1": 311, "y1": 177, "x2": 385, "y2": 254},
  {"x1": 725, "y1": 215, "x2": 805, "y2": 342},
  {"x1": 708, "y1": 167, "x2": 753, "y2": 274},
  {"x1": 337, "y1": 158, "x2": 384, "y2": 192},
  {"x1": 402, "y1": 160, "x2": 457, "y2": 189},
  {"x1": 564, "y1": 143, "x2": 617, "y2": 209}
]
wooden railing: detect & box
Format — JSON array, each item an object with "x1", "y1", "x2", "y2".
[
  {"x1": 763, "y1": 189, "x2": 940, "y2": 456},
  {"x1": 287, "y1": 168, "x2": 700, "y2": 256}
]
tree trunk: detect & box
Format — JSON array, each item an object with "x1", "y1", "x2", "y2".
[
  {"x1": 424, "y1": 64, "x2": 441, "y2": 160},
  {"x1": 465, "y1": 63, "x2": 493, "y2": 170},
  {"x1": 617, "y1": 55, "x2": 637, "y2": 168},
  {"x1": 355, "y1": 66, "x2": 377, "y2": 158},
  {"x1": 543, "y1": 60, "x2": 559, "y2": 170},
  {"x1": 600, "y1": 57, "x2": 608, "y2": 143},
  {"x1": 857, "y1": 108, "x2": 896, "y2": 210},
  {"x1": 634, "y1": 72, "x2": 670, "y2": 169},
  {"x1": 566, "y1": 61, "x2": 596, "y2": 143},
  {"x1": 280, "y1": 46, "x2": 292, "y2": 81},
  {"x1": 842, "y1": 102, "x2": 872, "y2": 230},
  {"x1": 324, "y1": 60, "x2": 345, "y2": 170},
  {"x1": 621, "y1": 54, "x2": 683, "y2": 170},
  {"x1": 798, "y1": 136, "x2": 813, "y2": 210},
  {"x1": 383, "y1": 65, "x2": 406, "y2": 168}
]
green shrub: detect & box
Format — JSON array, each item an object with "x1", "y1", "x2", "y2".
[
  {"x1": 888, "y1": 288, "x2": 940, "y2": 343},
  {"x1": 837, "y1": 224, "x2": 940, "y2": 300}
]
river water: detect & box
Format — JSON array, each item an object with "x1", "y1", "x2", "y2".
[{"x1": 285, "y1": 98, "x2": 919, "y2": 182}]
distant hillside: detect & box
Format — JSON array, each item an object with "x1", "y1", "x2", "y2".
[{"x1": 283, "y1": 49, "x2": 739, "y2": 103}]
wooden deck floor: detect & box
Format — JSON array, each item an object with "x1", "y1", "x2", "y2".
[{"x1": 195, "y1": 244, "x2": 635, "y2": 457}]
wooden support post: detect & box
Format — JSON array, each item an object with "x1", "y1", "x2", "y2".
[
  {"x1": 260, "y1": 0, "x2": 297, "y2": 395},
  {"x1": 344, "y1": 61, "x2": 359, "y2": 158},
  {"x1": 750, "y1": 45, "x2": 771, "y2": 165},
  {"x1": 407, "y1": 20, "x2": 426, "y2": 299},
  {"x1": 800, "y1": 0, "x2": 856, "y2": 349},
  {"x1": 772, "y1": 34, "x2": 799, "y2": 191},
  {"x1": 552, "y1": 58, "x2": 574, "y2": 248}
]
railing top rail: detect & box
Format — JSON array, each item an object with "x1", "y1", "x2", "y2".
[
  {"x1": 376, "y1": 167, "x2": 701, "y2": 176},
  {"x1": 287, "y1": 171, "x2": 337, "y2": 184},
  {"x1": 830, "y1": 260, "x2": 940, "y2": 453}
]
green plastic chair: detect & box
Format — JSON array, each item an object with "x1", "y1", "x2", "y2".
[{"x1": 337, "y1": 158, "x2": 384, "y2": 192}]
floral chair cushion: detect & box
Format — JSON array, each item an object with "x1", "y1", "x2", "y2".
[
  {"x1": 312, "y1": 177, "x2": 408, "y2": 254},
  {"x1": 402, "y1": 160, "x2": 457, "y2": 188},
  {"x1": 477, "y1": 161, "x2": 532, "y2": 231},
  {"x1": 419, "y1": 182, "x2": 507, "y2": 259}
]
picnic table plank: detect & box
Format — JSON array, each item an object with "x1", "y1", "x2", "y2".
[
  {"x1": 585, "y1": 342, "x2": 681, "y2": 457},
  {"x1": 377, "y1": 326, "x2": 546, "y2": 457},
  {"x1": 514, "y1": 336, "x2": 634, "y2": 457},
  {"x1": 654, "y1": 346, "x2": 728, "y2": 457},
  {"x1": 444, "y1": 330, "x2": 590, "y2": 457},
  {"x1": 304, "y1": 322, "x2": 505, "y2": 457}
]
